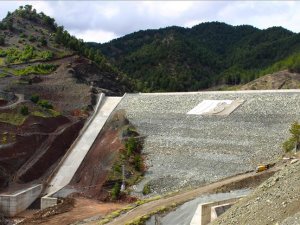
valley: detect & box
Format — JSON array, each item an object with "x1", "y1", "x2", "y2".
[{"x1": 1, "y1": 4, "x2": 300, "y2": 225}]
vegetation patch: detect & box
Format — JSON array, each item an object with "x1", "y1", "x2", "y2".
[
  {"x1": 125, "y1": 203, "x2": 178, "y2": 225},
  {"x1": 0, "y1": 132, "x2": 16, "y2": 144},
  {"x1": 11, "y1": 64, "x2": 57, "y2": 76},
  {"x1": 0, "y1": 45, "x2": 54, "y2": 64},
  {"x1": 283, "y1": 121, "x2": 300, "y2": 153},
  {"x1": 98, "y1": 196, "x2": 162, "y2": 225},
  {"x1": 0, "y1": 112, "x2": 27, "y2": 126},
  {"x1": 260, "y1": 52, "x2": 300, "y2": 76},
  {"x1": 104, "y1": 125, "x2": 145, "y2": 201},
  {"x1": 31, "y1": 109, "x2": 60, "y2": 118}
]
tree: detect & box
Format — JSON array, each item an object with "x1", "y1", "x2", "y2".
[
  {"x1": 20, "y1": 106, "x2": 29, "y2": 116},
  {"x1": 111, "y1": 182, "x2": 121, "y2": 200},
  {"x1": 0, "y1": 36, "x2": 4, "y2": 45},
  {"x1": 134, "y1": 155, "x2": 143, "y2": 171},
  {"x1": 125, "y1": 137, "x2": 138, "y2": 156},
  {"x1": 5, "y1": 18, "x2": 13, "y2": 30},
  {"x1": 30, "y1": 94, "x2": 39, "y2": 103},
  {"x1": 283, "y1": 121, "x2": 300, "y2": 153},
  {"x1": 24, "y1": 5, "x2": 33, "y2": 12},
  {"x1": 39, "y1": 36, "x2": 47, "y2": 46},
  {"x1": 37, "y1": 99, "x2": 53, "y2": 109}
]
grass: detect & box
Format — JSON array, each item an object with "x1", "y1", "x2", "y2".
[
  {"x1": 12, "y1": 64, "x2": 57, "y2": 76},
  {"x1": 31, "y1": 111, "x2": 47, "y2": 117},
  {"x1": 98, "y1": 196, "x2": 162, "y2": 225},
  {"x1": 0, "y1": 57, "x2": 4, "y2": 66},
  {"x1": 0, "y1": 113, "x2": 27, "y2": 126},
  {"x1": 31, "y1": 109, "x2": 60, "y2": 118},
  {"x1": 125, "y1": 203, "x2": 178, "y2": 225},
  {"x1": 0, "y1": 45, "x2": 54, "y2": 64}
]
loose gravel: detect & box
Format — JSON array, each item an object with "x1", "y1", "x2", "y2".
[
  {"x1": 117, "y1": 91, "x2": 300, "y2": 194},
  {"x1": 211, "y1": 161, "x2": 300, "y2": 225}
]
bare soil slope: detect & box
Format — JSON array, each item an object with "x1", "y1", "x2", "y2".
[{"x1": 241, "y1": 70, "x2": 300, "y2": 90}]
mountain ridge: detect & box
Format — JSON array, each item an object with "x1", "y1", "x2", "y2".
[{"x1": 91, "y1": 21, "x2": 300, "y2": 92}]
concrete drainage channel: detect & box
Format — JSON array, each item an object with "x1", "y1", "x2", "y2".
[
  {"x1": 0, "y1": 93, "x2": 124, "y2": 216},
  {"x1": 145, "y1": 189, "x2": 251, "y2": 225},
  {"x1": 41, "y1": 93, "x2": 124, "y2": 209}
]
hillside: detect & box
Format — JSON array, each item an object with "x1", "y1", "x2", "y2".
[
  {"x1": 211, "y1": 160, "x2": 300, "y2": 225},
  {"x1": 0, "y1": 5, "x2": 130, "y2": 192},
  {"x1": 93, "y1": 22, "x2": 300, "y2": 92},
  {"x1": 0, "y1": 5, "x2": 130, "y2": 96},
  {"x1": 240, "y1": 70, "x2": 300, "y2": 90}
]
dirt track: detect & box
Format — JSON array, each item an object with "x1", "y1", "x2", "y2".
[
  {"x1": 90, "y1": 168, "x2": 279, "y2": 225},
  {"x1": 38, "y1": 198, "x2": 125, "y2": 225},
  {"x1": 0, "y1": 94, "x2": 25, "y2": 109}
]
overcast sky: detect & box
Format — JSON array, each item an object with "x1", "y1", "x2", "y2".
[{"x1": 1, "y1": 1, "x2": 300, "y2": 43}]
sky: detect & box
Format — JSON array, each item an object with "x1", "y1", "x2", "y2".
[{"x1": 0, "y1": 1, "x2": 300, "y2": 43}]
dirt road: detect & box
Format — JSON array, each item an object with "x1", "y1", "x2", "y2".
[
  {"x1": 0, "y1": 94, "x2": 25, "y2": 109},
  {"x1": 32, "y1": 198, "x2": 124, "y2": 225},
  {"x1": 90, "y1": 168, "x2": 278, "y2": 225}
]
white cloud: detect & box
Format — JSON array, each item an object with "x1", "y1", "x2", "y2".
[
  {"x1": 184, "y1": 19, "x2": 204, "y2": 28},
  {"x1": 0, "y1": 1, "x2": 299, "y2": 42},
  {"x1": 70, "y1": 29, "x2": 118, "y2": 43},
  {"x1": 101, "y1": 6, "x2": 120, "y2": 20},
  {"x1": 140, "y1": 1, "x2": 193, "y2": 18}
]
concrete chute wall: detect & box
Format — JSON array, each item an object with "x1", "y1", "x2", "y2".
[
  {"x1": 0, "y1": 184, "x2": 42, "y2": 217},
  {"x1": 43, "y1": 94, "x2": 123, "y2": 199}
]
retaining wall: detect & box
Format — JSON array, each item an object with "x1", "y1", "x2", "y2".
[{"x1": 0, "y1": 184, "x2": 42, "y2": 216}]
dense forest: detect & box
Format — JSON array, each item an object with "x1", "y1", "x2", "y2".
[{"x1": 91, "y1": 22, "x2": 300, "y2": 92}]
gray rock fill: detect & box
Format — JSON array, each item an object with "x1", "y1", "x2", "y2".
[{"x1": 117, "y1": 91, "x2": 300, "y2": 194}]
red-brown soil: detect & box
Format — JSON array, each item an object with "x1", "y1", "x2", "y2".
[
  {"x1": 0, "y1": 99, "x2": 8, "y2": 107},
  {"x1": 0, "y1": 115, "x2": 84, "y2": 191},
  {"x1": 19, "y1": 197, "x2": 125, "y2": 225},
  {"x1": 70, "y1": 111, "x2": 128, "y2": 199}
]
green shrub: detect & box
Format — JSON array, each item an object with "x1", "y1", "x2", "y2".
[
  {"x1": 0, "y1": 36, "x2": 4, "y2": 46},
  {"x1": 39, "y1": 36, "x2": 47, "y2": 46},
  {"x1": 289, "y1": 60, "x2": 300, "y2": 73},
  {"x1": 0, "y1": 49, "x2": 7, "y2": 57},
  {"x1": 19, "y1": 33, "x2": 27, "y2": 38},
  {"x1": 142, "y1": 183, "x2": 151, "y2": 195},
  {"x1": 20, "y1": 106, "x2": 29, "y2": 115},
  {"x1": 283, "y1": 121, "x2": 300, "y2": 153},
  {"x1": 126, "y1": 137, "x2": 138, "y2": 156},
  {"x1": 30, "y1": 94, "x2": 39, "y2": 103},
  {"x1": 14, "y1": 64, "x2": 57, "y2": 76},
  {"x1": 39, "y1": 51, "x2": 53, "y2": 60},
  {"x1": 28, "y1": 35, "x2": 36, "y2": 42},
  {"x1": 111, "y1": 182, "x2": 121, "y2": 200},
  {"x1": 114, "y1": 164, "x2": 122, "y2": 173},
  {"x1": 134, "y1": 155, "x2": 143, "y2": 172},
  {"x1": 37, "y1": 99, "x2": 53, "y2": 109}
]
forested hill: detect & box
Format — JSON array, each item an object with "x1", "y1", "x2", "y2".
[{"x1": 92, "y1": 22, "x2": 300, "y2": 92}]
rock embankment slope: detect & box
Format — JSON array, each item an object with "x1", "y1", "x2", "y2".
[
  {"x1": 211, "y1": 160, "x2": 300, "y2": 225},
  {"x1": 117, "y1": 91, "x2": 300, "y2": 194}
]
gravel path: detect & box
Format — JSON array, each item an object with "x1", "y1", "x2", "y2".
[
  {"x1": 91, "y1": 168, "x2": 277, "y2": 225},
  {"x1": 117, "y1": 91, "x2": 300, "y2": 194}
]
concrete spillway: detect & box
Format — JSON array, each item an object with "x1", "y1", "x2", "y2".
[{"x1": 45, "y1": 94, "x2": 122, "y2": 195}]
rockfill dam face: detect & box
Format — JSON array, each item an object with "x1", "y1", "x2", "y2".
[{"x1": 117, "y1": 90, "x2": 300, "y2": 194}]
